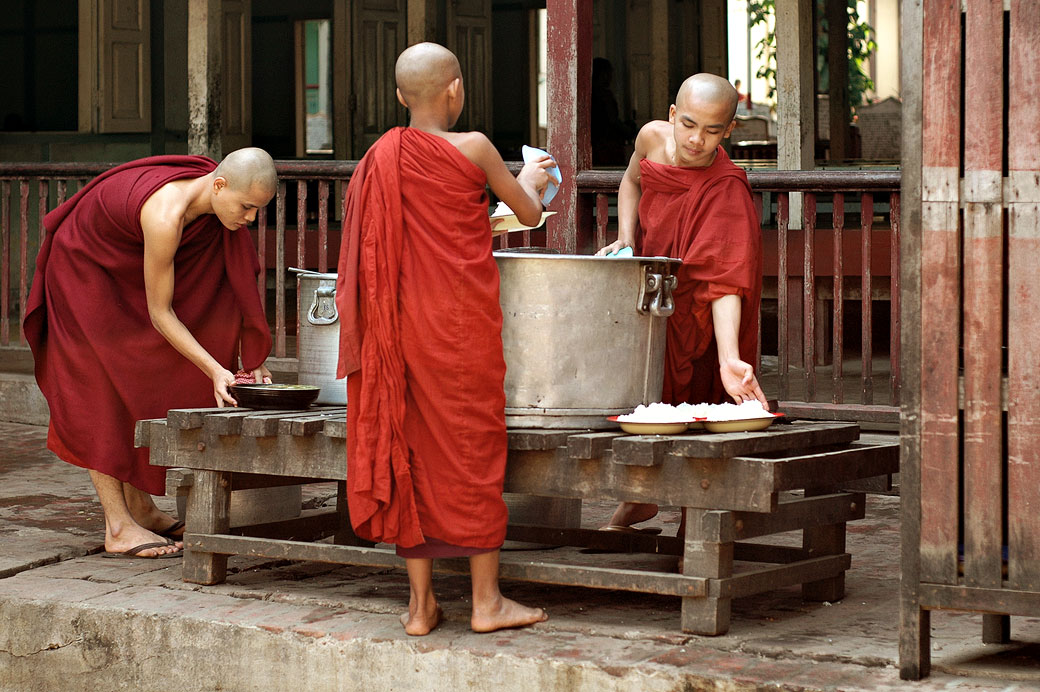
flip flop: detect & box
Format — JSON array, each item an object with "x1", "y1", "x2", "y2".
[
  {"x1": 102, "y1": 541, "x2": 183, "y2": 559},
  {"x1": 157, "y1": 520, "x2": 185, "y2": 540},
  {"x1": 599, "y1": 525, "x2": 663, "y2": 535}
]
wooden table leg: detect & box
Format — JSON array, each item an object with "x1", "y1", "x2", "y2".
[
  {"x1": 802, "y1": 489, "x2": 847, "y2": 601},
  {"x1": 680, "y1": 508, "x2": 734, "y2": 635},
  {"x1": 182, "y1": 469, "x2": 231, "y2": 585}
]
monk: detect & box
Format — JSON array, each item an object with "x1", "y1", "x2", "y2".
[
  {"x1": 596, "y1": 74, "x2": 767, "y2": 531},
  {"x1": 24, "y1": 148, "x2": 276, "y2": 558},
  {"x1": 336, "y1": 42, "x2": 557, "y2": 635}
]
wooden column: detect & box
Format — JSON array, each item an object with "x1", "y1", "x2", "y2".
[
  {"x1": 546, "y1": 0, "x2": 592, "y2": 254},
  {"x1": 826, "y1": 0, "x2": 850, "y2": 160},
  {"x1": 775, "y1": 0, "x2": 815, "y2": 228},
  {"x1": 187, "y1": 0, "x2": 223, "y2": 159}
]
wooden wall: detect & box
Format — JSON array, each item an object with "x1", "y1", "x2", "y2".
[{"x1": 899, "y1": 0, "x2": 1040, "y2": 680}]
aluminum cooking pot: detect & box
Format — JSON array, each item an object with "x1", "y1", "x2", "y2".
[{"x1": 494, "y1": 251, "x2": 681, "y2": 429}]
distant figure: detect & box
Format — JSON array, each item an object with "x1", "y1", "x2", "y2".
[
  {"x1": 733, "y1": 79, "x2": 752, "y2": 112},
  {"x1": 336, "y1": 42, "x2": 557, "y2": 636},
  {"x1": 591, "y1": 57, "x2": 637, "y2": 166}
]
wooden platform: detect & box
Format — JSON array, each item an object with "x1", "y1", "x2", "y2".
[{"x1": 135, "y1": 408, "x2": 899, "y2": 635}]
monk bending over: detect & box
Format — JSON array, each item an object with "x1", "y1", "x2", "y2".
[
  {"x1": 597, "y1": 74, "x2": 767, "y2": 531},
  {"x1": 336, "y1": 42, "x2": 558, "y2": 635},
  {"x1": 24, "y1": 148, "x2": 276, "y2": 558}
]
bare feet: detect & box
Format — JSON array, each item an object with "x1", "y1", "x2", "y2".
[
  {"x1": 471, "y1": 596, "x2": 548, "y2": 633},
  {"x1": 400, "y1": 604, "x2": 444, "y2": 636},
  {"x1": 603, "y1": 501, "x2": 660, "y2": 530}
]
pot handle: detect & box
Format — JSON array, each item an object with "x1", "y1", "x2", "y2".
[
  {"x1": 307, "y1": 286, "x2": 338, "y2": 325},
  {"x1": 638, "y1": 266, "x2": 676, "y2": 317}
]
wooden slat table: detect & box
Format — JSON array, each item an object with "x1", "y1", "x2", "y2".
[{"x1": 136, "y1": 408, "x2": 899, "y2": 635}]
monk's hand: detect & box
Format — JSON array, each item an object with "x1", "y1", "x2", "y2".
[
  {"x1": 595, "y1": 239, "x2": 630, "y2": 257},
  {"x1": 212, "y1": 368, "x2": 238, "y2": 408},
  {"x1": 251, "y1": 364, "x2": 273, "y2": 385},
  {"x1": 518, "y1": 156, "x2": 558, "y2": 200},
  {"x1": 720, "y1": 358, "x2": 769, "y2": 410}
]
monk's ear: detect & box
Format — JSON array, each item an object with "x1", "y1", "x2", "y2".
[
  {"x1": 723, "y1": 119, "x2": 737, "y2": 139},
  {"x1": 213, "y1": 177, "x2": 228, "y2": 193},
  {"x1": 667, "y1": 104, "x2": 676, "y2": 124},
  {"x1": 447, "y1": 77, "x2": 461, "y2": 100},
  {"x1": 396, "y1": 87, "x2": 409, "y2": 109}
]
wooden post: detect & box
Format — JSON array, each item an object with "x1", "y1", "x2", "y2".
[
  {"x1": 680, "y1": 508, "x2": 734, "y2": 635},
  {"x1": 1007, "y1": 0, "x2": 1040, "y2": 595},
  {"x1": 187, "y1": 0, "x2": 223, "y2": 159},
  {"x1": 775, "y1": 0, "x2": 815, "y2": 229},
  {"x1": 182, "y1": 469, "x2": 232, "y2": 585},
  {"x1": 826, "y1": 0, "x2": 850, "y2": 160},
  {"x1": 897, "y1": 0, "x2": 927, "y2": 679},
  {"x1": 546, "y1": 0, "x2": 592, "y2": 253}
]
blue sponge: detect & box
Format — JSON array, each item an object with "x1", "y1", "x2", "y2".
[{"x1": 522, "y1": 145, "x2": 562, "y2": 206}]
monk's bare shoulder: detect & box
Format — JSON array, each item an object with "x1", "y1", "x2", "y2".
[
  {"x1": 634, "y1": 120, "x2": 672, "y2": 166},
  {"x1": 140, "y1": 180, "x2": 192, "y2": 235},
  {"x1": 440, "y1": 131, "x2": 495, "y2": 170}
]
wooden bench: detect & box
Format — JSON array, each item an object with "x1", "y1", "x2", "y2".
[{"x1": 136, "y1": 409, "x2": 898, "y2": 635}]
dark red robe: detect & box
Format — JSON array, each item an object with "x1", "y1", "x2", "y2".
[
  {"x1": 336, "y1": 127, "x2": 509, "y2": 551},
  {"x1": 636, "y1": 147, "x2": 762, "y2": 405},
  {"x1": 23, "y1": 156, "x2": 271, "y2": 495}
]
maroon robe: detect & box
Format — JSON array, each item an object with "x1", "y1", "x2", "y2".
[
  {"x1": 336, "y1": 127, "x2": 509, "y2": 552},
  {"x1": 636, "y1": 147, "x2": 762, "y2": 405},
  {"x1": 23, "y1": 156, "x2": 271, "y2": 495}
]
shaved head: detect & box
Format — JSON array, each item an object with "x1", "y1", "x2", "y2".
[
  {"x1": 395, "y1": 42, "x2": 462, "y2": 107},
  {"x1": 215, "y1": 147, "x2": 277, "y2": 195},
  {"x1": 675, "y1": 74, "x2": 740, "y2": 122}
]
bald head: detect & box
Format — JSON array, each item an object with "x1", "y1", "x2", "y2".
[
  {"x1": 395, "y1": 42, "x2": 462, "y2": 107},
  {"x1": 214, "y1": 147, "x2": 277, "y2": 195},
  {"x1": 675, "y1": 74, "x2": 739, "y2": 122}
]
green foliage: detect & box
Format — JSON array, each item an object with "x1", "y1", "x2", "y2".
[{"x1": 746, "y1": 0, "x2": 877, "y2": 121}]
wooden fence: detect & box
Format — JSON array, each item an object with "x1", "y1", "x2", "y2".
[
  {"x1": 899, "y1": 0, "x2": 1040, "y2": 680},
  {"x1": 1, "y1": 162, "x2": 899, "y2": 421}
]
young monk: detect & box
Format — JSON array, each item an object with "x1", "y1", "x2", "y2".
[
  {"x1": 24, "y1": 148, "x2": 276, "y2": 558},
  {"x1": 336, "y1": 42, "x2": 558, "y2": 635},
  {"x1": 597, "y1": 74, "x2": 768, "y2": 531}
]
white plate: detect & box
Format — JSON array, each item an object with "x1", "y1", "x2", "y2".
[{"x1": 490, "y1": 211, "x2": 556, "y2": 235}]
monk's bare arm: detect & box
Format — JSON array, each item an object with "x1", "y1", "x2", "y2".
[
  {"x1": 596, "y1": 123, "x2": 656, "y2": 255},
  {"x1": 711, "y1": 294, "x2": 768, "y2": 408},
  {"x1": 141, "y1": 189, "x2": 237, "y2": 407},
  {"x1": 459, "y1": 133, "x2": 553, "y2": 227}
]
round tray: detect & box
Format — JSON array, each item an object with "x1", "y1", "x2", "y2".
[
  {"x1": 230, "y1": 384, "x2": 320, "y2": 410},
  {"x1": 703, "y1": 412, "x2": 785, "y2": 433},
  {"x1": 607, "y1": 416, "x2": 691, "y2": 435}
]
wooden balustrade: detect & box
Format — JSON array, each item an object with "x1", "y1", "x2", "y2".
[{"x1": 1, "y1": 161, "x2": 899, "y2": 421}]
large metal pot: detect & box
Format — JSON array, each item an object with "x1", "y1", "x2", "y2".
[
  {"x1": 494, "y1": 251, "x2": 681, "y2": 428},
  {"x1": 296, "y1": 271, "x2": 346, "y2": 404}
]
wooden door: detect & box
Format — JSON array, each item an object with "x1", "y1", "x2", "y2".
[
  {"x1": 352, "y1": 0, "x2": 408, "y2": 153},
  {"x1": 91, "y1": 0, "x2": 151, "y2": 133},
  {"x1": 222, "y1": 0, "x2": 252, "y2": 152},
  {"x1": 447, "y1": 0, "x2": 492, "y2": 135}
]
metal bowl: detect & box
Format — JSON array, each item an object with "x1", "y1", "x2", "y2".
[{"x1": 229, "y1": 384, "x2": 321, "y2": 410}]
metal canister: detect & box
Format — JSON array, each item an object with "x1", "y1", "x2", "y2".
[{"x1": 296, "y1": 271, "x2": 346, "y2": 404}]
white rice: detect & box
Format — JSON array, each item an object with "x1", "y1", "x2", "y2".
[{"x1": 618, "y1": 400, "x2": 771, "y2": 422}]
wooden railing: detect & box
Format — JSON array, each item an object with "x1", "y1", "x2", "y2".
[{"x1": 1, "y1": 162, "x2": 899, "y2": 422}]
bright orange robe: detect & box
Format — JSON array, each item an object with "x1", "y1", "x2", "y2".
[
  {"x1": 637, "y1": 147, "x2": 762, "y2": 405},
  {"x1": 336, "y1": 127, "x2": 509, "y2": 551}
]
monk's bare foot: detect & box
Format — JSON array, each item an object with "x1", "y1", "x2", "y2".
[
  {"x1": 604, "y1": 501, "x2": 659, "y2": 530},
  {"x1": 104, "y1": 525, "x2": 181, "y2": 557},
  {"x1": 471, "y1": 597, "x2": 548, "y2": 633},
  {"x1": 400, "y1": 604, "x2": 443, "y2": 636}
]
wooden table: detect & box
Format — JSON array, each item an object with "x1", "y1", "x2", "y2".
[{"x1": 136, "y1": 408, "x2": 899, "y2": 635}]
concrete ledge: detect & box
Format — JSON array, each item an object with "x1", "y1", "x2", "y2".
[{"x1": 0, "y1": 373, "x2": 48, "y2": 426}]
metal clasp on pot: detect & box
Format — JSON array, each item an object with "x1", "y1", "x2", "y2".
[
  {"x1": 637, "y1": 264, "x2": 677, "y2": 317},
  {"x1": 307, "y1": 286, "x2": 338, "y2": 325}
]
